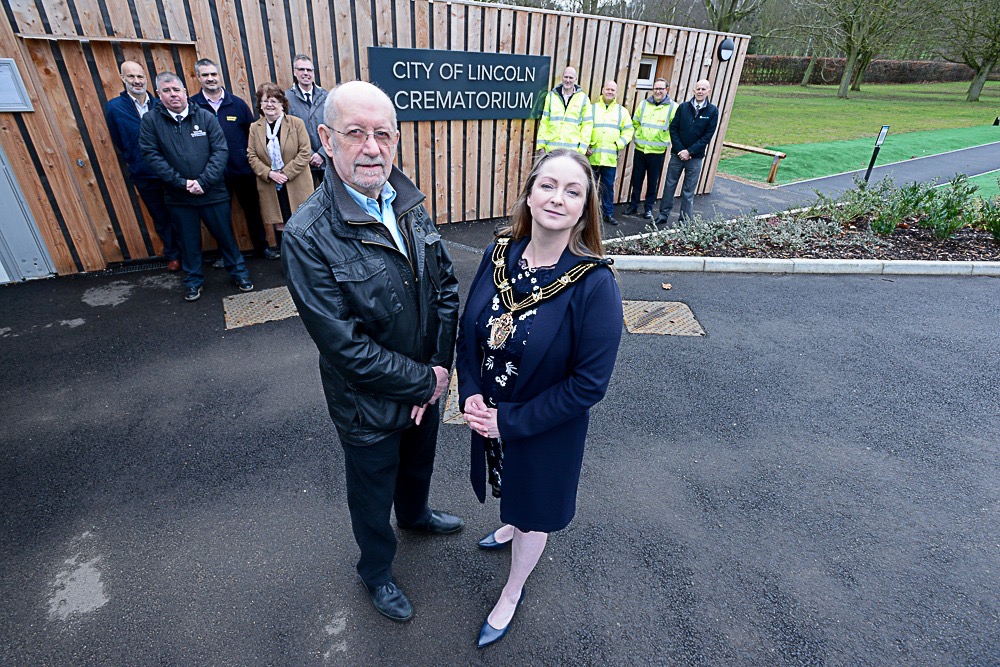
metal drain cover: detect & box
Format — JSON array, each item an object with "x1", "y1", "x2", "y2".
[
  {"x1": 224, "y1": 286, "x2": 299, "y2": 329},
  {"x1": 622, "y1": 300, "x2": 705, "y2": 336}
]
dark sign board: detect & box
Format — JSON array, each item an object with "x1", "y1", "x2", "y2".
[{"x1": 368, "y1": 47, "x2": 551, "y2": 122}]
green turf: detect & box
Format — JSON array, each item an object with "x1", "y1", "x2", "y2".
[
  {"x1": 723, "y1": 82, "x2": 1000, "y2": 147},
  {"x1": 718, "y1": 125, "x2": 999, "y2": 184},
  {"x1": 968, "y1": 170, "x2": 1000, "y2": 199}
]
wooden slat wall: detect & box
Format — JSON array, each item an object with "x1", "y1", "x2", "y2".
[{"x1": 0, "y1": 0, "x2": 748, "y2": 275}]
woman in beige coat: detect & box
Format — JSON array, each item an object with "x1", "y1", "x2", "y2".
[{"x1": 247, "y1": 82, "x2": 314, "y2": 256}]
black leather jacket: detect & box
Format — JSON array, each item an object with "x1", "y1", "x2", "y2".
[{"x1": 282, "y1": 166, "x2": 459, "y2": 446}]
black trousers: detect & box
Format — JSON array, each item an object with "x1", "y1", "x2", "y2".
[
  {"x1": 341, "y1": 404, "x2": 438, "y2": 588},
  {"x1": 227, "y1": 173, "x2": 268, "y2": 254},
  {"x1": 629, "y1": 149, "x2": 666, "y2": 213}
]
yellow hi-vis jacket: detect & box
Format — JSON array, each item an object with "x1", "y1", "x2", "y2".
[
  {"x1": 632, "y1": 96, "x2": 677, "y2": 155},
  {"x1": 535, "y1": 85, "x2": 593, "y2": 153},
  {"x1": 588, "y1": 100, "x2": 634, "y2": 167}
]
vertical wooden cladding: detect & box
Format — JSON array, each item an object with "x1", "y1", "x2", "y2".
[{"x1": 1, "y1": 0, "x2": 747, "y2": 274}]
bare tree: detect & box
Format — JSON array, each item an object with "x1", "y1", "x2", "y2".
[
  {"x1": 936, "y1": 0, "x2": 1000, "y2": 102},
  {"x1": 702, "y1": 0, "x2": 769, "y2": 32}
]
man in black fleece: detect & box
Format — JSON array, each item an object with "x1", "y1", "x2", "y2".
[
  {"x1": 655, "y1": 79, "x2": 719, "y2": 226},
  {"x1": 139, "y1": 72, "x2": 253, "y2": 302}
]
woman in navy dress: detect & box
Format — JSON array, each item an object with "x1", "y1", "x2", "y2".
[{"x1": 457, "y1": 149, "x2": 624, "y2": 647}]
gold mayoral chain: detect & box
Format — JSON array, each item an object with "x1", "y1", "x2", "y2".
[{"x1": 488, "y1": 237, "x2": 606, "y2": 348}]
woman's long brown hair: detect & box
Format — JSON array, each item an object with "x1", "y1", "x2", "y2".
[{"x1": 499, "y1": 149, "x2": 605, "y2": 258}]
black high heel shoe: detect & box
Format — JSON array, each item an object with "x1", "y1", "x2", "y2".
[
  {"x1": 477, "y1": 589, "x2": 525, "y2": 648},
  {"x1": 477, "y1": 529, "x2": 513, "y2": 551}
]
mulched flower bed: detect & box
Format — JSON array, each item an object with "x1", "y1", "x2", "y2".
[{"x1": 622, "y1": 223, "x2": 1000, "y2": 262}]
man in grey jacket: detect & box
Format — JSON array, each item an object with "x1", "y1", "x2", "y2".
[
  {"x1": 286, "y1": 54, "x2": 329, "y2": 187},
  {"x1": 282, "y1": 81, "x2": 462, "y2": 623},
  {"x1": 139, "y1": 72, "x2": 253, "y2": 302}
]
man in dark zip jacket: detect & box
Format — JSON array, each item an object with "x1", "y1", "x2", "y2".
[
  {"x1": 282, "y1": 81, "x2": 462, "y2": 623},
  {"x1": 139, "y1": 71, "x2": 253, "y2": 302},
  {"x1": 104, "y1": 60, "x2": 180, "y2": 270},
  {"x1": 656, "y1": 79, "x2": 720, "y2": 226},
  {"x1": 190, "y1": 58, "x2": 275, "y2": 260}
]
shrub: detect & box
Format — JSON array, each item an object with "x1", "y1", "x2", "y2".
[
  {"x1": 921, "y1": 175, "x2": 978, "y2": 240},
  {"x1": 740, "y1": 55, "x2": 976, "y2": 86},
  {"x1": 977, "y1": 197, "x2": 1000, "y2": 242}
]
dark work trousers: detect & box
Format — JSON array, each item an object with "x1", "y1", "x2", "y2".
[
  {"x1": 591, "y1": 165, "x2": 617, "y2": 219},
  {"x1": 173, "y1": 201, "x2": 250, "y2": 289},
  {"x1": 341, "y1": 403, "x2": 438, "y2": 588},
  {"x1": 227, "y1": 174, "x2": 268, "y2": 254},
  {"x1": 629, "y1": 150, "x2": 666, "y2": 214},
  {"x1": 133, "y1": 178, "x2": 179, "y2": 261},
  {"x1": 657, "y1": 154, "x2": 703, "y2": 224}
]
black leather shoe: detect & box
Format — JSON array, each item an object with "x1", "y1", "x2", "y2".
[
  {"x1": 478, "y1": 530, "x2": 512, "y2": 551},
  {"x1": 234, "y1": 277, "x2": 254, "y2": 292},
  {"x1": 624, "y1": 206, "x2": 638, "y2": 216},
  {"x1": 183, "y1": 286, "x2": 202, "y2": 302},
  {"x1": 365, "y1": 579, "x2": 413, "y2": 622},
  {"x1": 477, "y1": 589, "x2": 525, "y2": 648},
  {"x1": 398, "y1": 510, "x2": 464, "y2": 535},
  {"x1": 604, "y1": 215, "x2": 619, "y2": 226}
]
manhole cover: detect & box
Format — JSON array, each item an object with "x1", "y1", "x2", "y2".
[
  {"x1": 224, "y1": 286, "x2": 299, "y2": 329},
  {"x1": 622, "y1": 300, "x2": 705, "y2": 336}
]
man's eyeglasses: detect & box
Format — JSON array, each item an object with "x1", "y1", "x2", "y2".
[
  {"x1": 653, "y1": 87, "x2": 667, "y2": 91},
  {"x1": 331, "y1": 127, "x2": 396, "y2": 147}
]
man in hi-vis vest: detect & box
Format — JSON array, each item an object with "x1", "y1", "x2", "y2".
[
  {"x1": 535, "y1": 67, "x2": 593, "y2": 154},
  {"x1": 587, "y1": 80, "x2": 633, "y2": 226},
  {"x1": 626, "y1": 77, "x2": 676, "y2": 220}
]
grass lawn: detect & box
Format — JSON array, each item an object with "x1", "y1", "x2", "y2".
[
  {"x1": 718, "y1": 82, "x2": 1000, "y2": 185},
  {"x1": 723, "y1": 81, "x2": 1000, "y2": 147},
  {"x1": 968, "y1": 170, "x2": 1000, "y2": 199}
]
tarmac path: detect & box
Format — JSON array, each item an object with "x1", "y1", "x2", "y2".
[{"x1": 1, "y1": 246, "x2": 997, "y2": 665}]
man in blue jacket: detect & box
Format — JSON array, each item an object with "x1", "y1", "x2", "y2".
[
  {"x1": 190, "y1": 59, "x2": 276, "y2": 260},
  {"x1": 140, "y1": 72, "x2": 253, "y2": 302},
  {"x1": 104, "y1": 61, "x2": 180, "y2": 271},
  {"x1": 655, "y1": 79, "x2": 719, "y2": 226}
]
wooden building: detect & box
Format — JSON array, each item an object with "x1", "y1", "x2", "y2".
[{"x1": 0, "y1": 0, "x2": 748, "y2": 279}]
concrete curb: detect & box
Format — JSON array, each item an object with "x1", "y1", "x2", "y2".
[{"x1": 610, "y1": 255, "x2": 1000, "y2": 276}]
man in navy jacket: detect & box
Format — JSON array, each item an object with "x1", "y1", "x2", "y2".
[
  {"x1": 104, "y1": 60, "x2": 180, "y2": 271},
  {"x1": 655, "y1": 79, "x2": 719, "y2": 226},
  {"x1": 190, "y1": 59, "x2": 275, "y2": 260},
  {"x1": 140, "y1": 72, "x2": 253, "y2": 302}
]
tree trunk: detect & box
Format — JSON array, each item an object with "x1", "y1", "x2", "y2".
[
  {"x1": 850, "y1": 50, "x2": 874, "y2": 92},
  {"x1": 838, "y1": 46, "x2": 860, "y2": 99},
  {"x1": 800, "y1": 56, "x2": 816, "y2": 86},
  {"x1": 966, "y1": 63, "x2": 995, "y2": 102}
]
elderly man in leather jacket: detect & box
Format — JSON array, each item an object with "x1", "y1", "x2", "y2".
[{"x1": 282, "y1": 81, "x2": 462, "y2": 623}]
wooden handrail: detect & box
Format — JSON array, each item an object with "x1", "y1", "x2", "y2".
[{"x1": 723, "y1": 141, "x2": 787, "y2": 183}]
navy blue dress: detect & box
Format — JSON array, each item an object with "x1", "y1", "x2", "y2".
[
  {"x1": 474, "y1": 258, "x2": 553, "y2": 497},
  {"x1": 457, "y1": 237, "x2": 624, "y2": 533}
]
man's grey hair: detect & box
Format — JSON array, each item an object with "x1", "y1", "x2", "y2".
[
  {"x1": 194, "y1": 58, "x2": 219, "y2": 73},
  {"x1": 292, "y1": 54, "x2": 313, "y2": 66},
  {"x1": 323, "y1": 81, "x2": 398, "y2": 129},
  {"x1": 654, "y1": 77, "x2": 668, "y2": 86},
  {"x1": 155, "y1": 71, "x2": 184, "y2": 90}
]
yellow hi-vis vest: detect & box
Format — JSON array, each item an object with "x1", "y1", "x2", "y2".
[
  {"x1": 632, "y1": 97, "x2": 677, "y2": 155},
  {"x1": 588, "y1": 100, "x2": 634, "y2": 167},
  {"x1": 535, "y1": 86, "x2": 593, "y2": 153}
]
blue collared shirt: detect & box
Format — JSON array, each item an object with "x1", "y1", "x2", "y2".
[{"x1": 343, "y1": 181, "x2": 408, "y2": 258}]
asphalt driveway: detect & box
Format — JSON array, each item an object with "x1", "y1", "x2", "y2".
[{"x1": 1, "y1": 247, "x2": 997, "y2": 665}]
